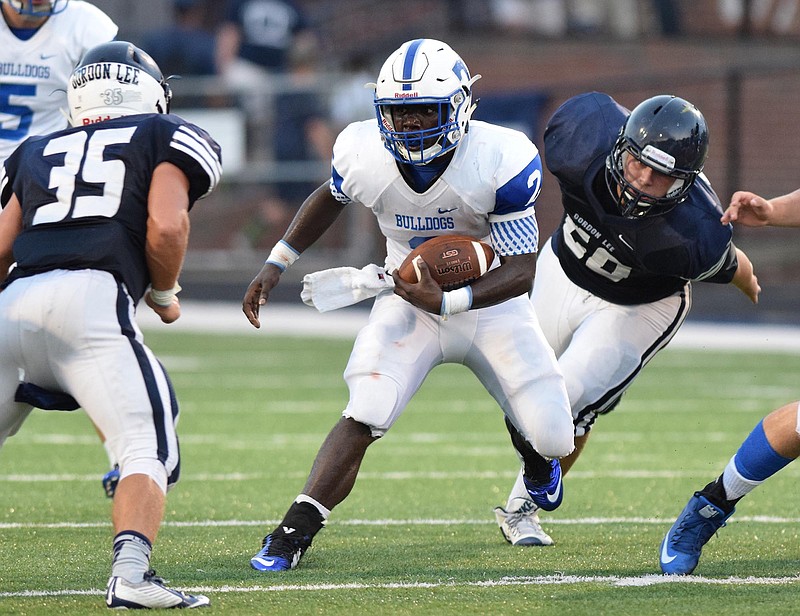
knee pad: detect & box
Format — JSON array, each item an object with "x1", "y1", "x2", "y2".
[{"x1": 344, "y1": 373, "x2": 401, "y2": 437}]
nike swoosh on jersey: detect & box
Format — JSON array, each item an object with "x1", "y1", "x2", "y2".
[
  {"x1": 660, "y1": 537, "x2": 677, "y2": 564},
  {"x1": 437, "y1": 207, "x2": 457, "y2": 214},
  {"x1": 617, "y1": 234, "x2": 634, "y2": 250},
  {"x1": 40, "y1": 53, "x2": 57, "y2": 60}
]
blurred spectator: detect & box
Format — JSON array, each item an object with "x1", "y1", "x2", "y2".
[
  {"x1": 216, "y1": 0, "x2": 316, "y2": 159},
  {"x1": 329, "y1": 52, "x2": 376, "y2": 130},
  {"x1": 489, "y1": 0, "x2": 641, "y2": 39},
  {"x1": 567, "y1": 0, "x2": 638, "y2": 38},
  {"x1": 238, "y1": 35, "x2": 335, "y2": 250},
  {"x1": 491, "y1": 0, "x2": 568, "y2": 35},
  {"x1": 652, "y1": 0, "x2": 682, "y2": 36},
  {"x1": 216, "y1": 0, "x2": 313, "y2": 85},
  {"x1": 718, "y1": 0, "x2": 800, "y2": 34},
  {"x1": 140, "y1": 0, "x2": 216, "y2": 77}
]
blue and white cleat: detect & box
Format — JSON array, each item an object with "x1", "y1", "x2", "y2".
[
  {"x1": 102, "y1": 464, "x2": 120, "y2": 498},
  {"x1": 106, "y1": 569, "x2": 209, "y2": 609},
  {"x1": 250, "y1": 527, "x2": 312, "y2": 572},
  {"x1": 523, "y1": 459, "x2": 563, "y2": 512},
  {"x1": 660, "y1": 493, "x2": 734, "y2": 575}
]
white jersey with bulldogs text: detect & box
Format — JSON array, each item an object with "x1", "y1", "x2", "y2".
[
  {"x1": 329, "y1": 119, "x2": 544, "y2": 270},
  {"x1": 0, "y1": 0, "x2": 117, "y2": 162}
]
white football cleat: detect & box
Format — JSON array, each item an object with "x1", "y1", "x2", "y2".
[
  {"x1": 494, "y1": 498, "x2": 554, "y2": 546},
  {"x1": 106, "y1": 570, "x2": 209, "y2": 609}
]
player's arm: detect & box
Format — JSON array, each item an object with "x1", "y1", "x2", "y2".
[
  {"x1": 730, "y1": 246, "x2": 760, "y2": 304},
  {"x1": 723, "y1": 189, "x2": 800, "y2": 227},
  {"x1": 243, "y1": 181, "x2": 346, "y2": 328},
  {"x1": 392, "y1": 251, "x2": 536, "y2": 316},
  {"x1": 0, "y1": 195, "x2": 22, "y2": 284},
  {"x1": 144, "y1": 162, "x2": 191, "y2": 323}
]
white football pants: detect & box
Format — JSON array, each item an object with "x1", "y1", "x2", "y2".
[
  {"x1": 0, "y1": 269, "x2": 180, "y2": 492},
  {"x1": 342, "y1": 290, "x2": 574, "y2": 459}
]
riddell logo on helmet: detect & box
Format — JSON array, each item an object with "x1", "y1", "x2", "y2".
[
  {"x1": 82, "y1": 115, "x2": 113, "y2": 125},
  {"x1": 394, "y1": 91, "x2": 419, "y2": 98}
]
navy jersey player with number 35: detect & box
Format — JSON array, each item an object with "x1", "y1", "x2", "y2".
[
  {"x1": 243, "y1": 38, "x2": 574, "y2": 573},
  {"x1": 494, "y1": 92, "x2": 761, "y2": 547},
  {"x1": 0, "y1": 41, "x2": 221, "y2": 609}
]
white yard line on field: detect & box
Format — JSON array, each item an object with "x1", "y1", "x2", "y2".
[
  {"x1": 2, "y1": 514, "x2": 800, "y2": 531},
  {"x1": 2, "y1": 573, "x2": 800, "y2": 600}
]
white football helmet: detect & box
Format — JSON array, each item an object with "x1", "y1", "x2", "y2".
[
  {"x1": 67, "y1": 41, "x2": 172, "y2": 127},
  {"x1": 1, "y1": 0, "x2": 68, "y2": 16},
  {"x1": 373, "y1": 38, "x2": 480, "y2": 165}
]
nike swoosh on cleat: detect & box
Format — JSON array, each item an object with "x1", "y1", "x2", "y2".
[
  {"x1": 660, "y1": 537, "x2": 677, "y2": 564},
  {"x1": 252, "y1": 557, "x2": 275, "y2": 567}
]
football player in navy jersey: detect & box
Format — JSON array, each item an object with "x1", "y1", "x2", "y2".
[
  {"x1": 660, "y1": 187, "x2": 800, "y2": 575},
  {"x1": 0, "y1": 0, "x2": 122, "y2": 497},
  {"x1": 0, "y1": 41, "x2": 221, "y2": 608},
  {"x1": 495, "y1": 92, "x2": 761, "y2": 547},
  {"x1": 243, "y1": 38, "x2": 574, "y2": 572}
]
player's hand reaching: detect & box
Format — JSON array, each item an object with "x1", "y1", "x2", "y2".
[
  {"x1": 391, "y1": 259, "x2": 444, "y2": 315},
  {"x1": 144, "y1": 291, "x2": 181, "y2": 323},
  {"x1": 242, "y1": 263, "x2": 283, "y2": 328},
  {"x1": 722, "y1": 191, "x2": 773, "y2": 227}
]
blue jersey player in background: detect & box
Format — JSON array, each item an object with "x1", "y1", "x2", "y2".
[
  {"x1": 0, "y1": 41, "x2": 221, "y2": 609},
  {"x1": 494, "y1": 92, "x2": 761, "y2": 547}
]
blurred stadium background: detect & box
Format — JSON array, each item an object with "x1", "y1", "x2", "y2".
[{"x1": 92, "y1": 0, "x2": 800, "y2": 324}]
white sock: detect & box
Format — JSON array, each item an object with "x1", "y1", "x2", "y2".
[
  {"x1": 506, "y1": 469, "x2": 531, "y2": 511},
  {"x1": 296, "y1": 494, "x2": 331, "y2": 520},
  {"x1": 722, "y1": 455, "x2": 763, "y2": 500}
]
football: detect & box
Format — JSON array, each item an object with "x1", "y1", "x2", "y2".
[{"x1": 396, "y1": 235, "x2": 495, "y2": 290}]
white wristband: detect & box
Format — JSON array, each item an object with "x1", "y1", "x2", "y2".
[
  {"x1": 440, "y1": 286, "x2": 473, "y2": 319},
  {"x1": 149, "y1": 283, "x2": 182, "y2": 307},
  {"x1": 266, "y1": 240, "x2": 300, "y2": 272}
]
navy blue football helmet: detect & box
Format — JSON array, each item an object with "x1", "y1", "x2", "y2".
[
  {"x1": 606, "y1": 95, "x2": 709, "y2": 218},
  {"x1": 67, "y1": 41, "x2": 172, "y2": 126}
]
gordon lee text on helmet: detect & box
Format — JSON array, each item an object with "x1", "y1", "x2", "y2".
[{"x1": 70, "y1": 63, "x2": 141, "y2": 89}]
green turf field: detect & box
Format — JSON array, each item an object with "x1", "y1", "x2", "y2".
[{"x1": 1, "y1": 329, "x2": 799, "y2": 614}]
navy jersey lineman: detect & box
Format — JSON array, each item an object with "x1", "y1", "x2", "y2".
[
  {"x1": 0, "y1": 41, "x2": 221, "y2": 609},
  {"x1": 243, "y1": 38, "x2": 574, "y2": 572},
  {"x1": 494, "y1": 92, "x2": 760, "y2": 547}
]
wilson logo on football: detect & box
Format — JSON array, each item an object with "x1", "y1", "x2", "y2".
[{"x1": 437, "y1": 262, "x2": 474, "y2": 276}]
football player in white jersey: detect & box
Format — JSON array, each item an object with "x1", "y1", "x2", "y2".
[
  {"x1": 660, "y1": 188, "x2": 800, "y2": 575},
  {"x1": 0, "y1": 0, "x2": 120, "y2": 496},
  {"x1": 243, "y1": 38, "x2": 575, "y2": 572},
  {"x1": 0, "y1": 41, "x2": 221, "y2": 608},
  {"x1": 0, "y1": 0, "x2": 117, "y2": 161}
]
